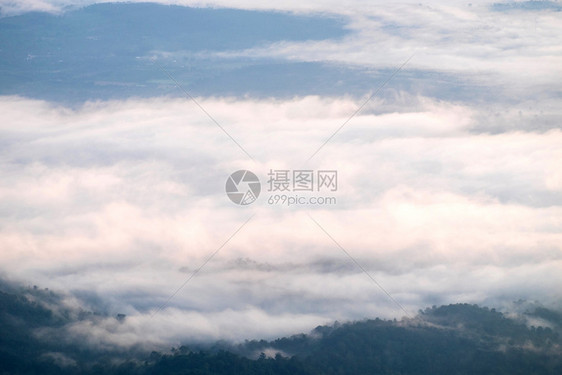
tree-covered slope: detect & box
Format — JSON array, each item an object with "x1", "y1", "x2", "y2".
[{"x1": 1, "y1": 281, "x2": 560, "y2": 374}]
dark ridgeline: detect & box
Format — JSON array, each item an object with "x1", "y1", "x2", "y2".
[{"x1": 1, "y1": 281, "x2": 561, "y2": 374}]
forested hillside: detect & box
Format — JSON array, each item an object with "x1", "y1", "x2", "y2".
[{"x1": 1, "y1": 282, "x2": 560, "y2": 374}]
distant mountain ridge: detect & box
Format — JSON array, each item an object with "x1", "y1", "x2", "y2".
[
  {"x1": 0, "y1": 3, "x2": 353, "y2": 102},
  {"x1": 1, "y1": 281, "x2": 561, "y2": 374}
]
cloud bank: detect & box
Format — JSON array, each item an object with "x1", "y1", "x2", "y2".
[{"x1": 1, "y1": 93, "x2": 560, "y2": 346}]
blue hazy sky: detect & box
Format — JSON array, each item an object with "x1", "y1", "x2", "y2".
[{"x1": 1, "y1": 2, "x2": 518, "y2": 103}]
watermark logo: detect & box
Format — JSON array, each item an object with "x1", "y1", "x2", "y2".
[
  {"x1": 225, "y1": 170, "x2": 261, "y2": 205},
  {"x1": 226, "y1": 169, "x2": 337, "y2": 206}
]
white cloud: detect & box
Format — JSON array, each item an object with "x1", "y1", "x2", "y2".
[
  {"x1": 199, "y1": 2, "x2": 562, "y2": 95},
  {"x1": 1, "y1": 94, "x2": 561, "y2": 345}
]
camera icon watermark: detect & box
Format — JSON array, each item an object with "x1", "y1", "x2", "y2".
[{"x1": 225, "y1": 170, "x2": 261, "y2": 205}]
